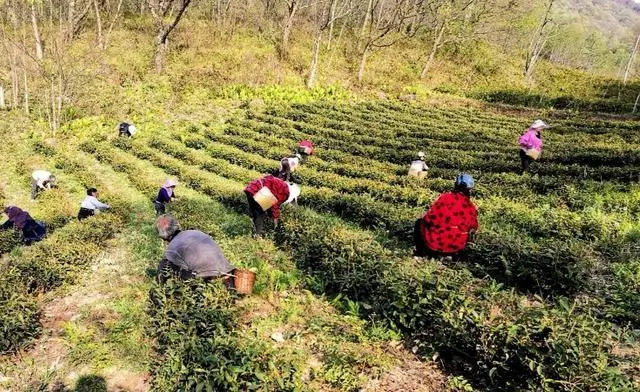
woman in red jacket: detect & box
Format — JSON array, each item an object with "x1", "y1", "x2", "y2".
[
  {"x1": 244, "y1": 175, "x2": 291, "y2": 236},
  {"x1": 414, "y1": 173, "x2": 478, "y2": 259}
]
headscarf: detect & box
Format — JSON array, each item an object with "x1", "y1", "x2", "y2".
[
  {"x1": 530, "y1": 119, "x2": 549, "y2": 130},
  {"x1": 4, "y1": 206, "x2": 32, "y2": 230},
  {"x1": 162, "y1": 179, "x2": 177, "y2": 198},
  {"x1": 298, "y1": 140, "x2": 314, "y2": 155},
  {"x1": 454, "y1": 173, "x2": 475, "y2": 190}
]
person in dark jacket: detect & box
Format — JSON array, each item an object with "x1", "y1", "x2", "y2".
[
  {"x1": 78, "y1": 188, "x2": 110, "y2": 221},
  {"x1": 154, "y1": 179, "x2": 177, "y2": 215},
  {"x1": 1, "y1": 206, "x2": 46, "y2": 245},
  {"x1": 274, "y1": 153, "x2": 303, "y2": 182},
  {"x1": 244, "y1": 175, "x2": 291, "y2": 236},
  {"x1": 274, "y1": 140, "x2": 314, "y2": 182},
  {"x1": 118, "y1": 122, "x2": 137, "y2": 138},
  {"x1": 155, "y1": 215, "x2": 235, "y2": 284},
  {"x1": 414, "y1": 174, "x2": 478, "y2": 260}
]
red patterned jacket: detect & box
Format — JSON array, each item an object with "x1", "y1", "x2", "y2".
[
  {"x1": 420, "y1": 191, "x2": 478, "y2": 254},
  {"x1": 244, "y1": 175, "x2": 290, "y2": 219}
]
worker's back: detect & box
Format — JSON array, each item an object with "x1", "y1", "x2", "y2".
[{"x1": 165, "y1": 230, "x2": 234, "y2": 278}]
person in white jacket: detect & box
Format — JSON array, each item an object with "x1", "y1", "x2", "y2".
[
  {"x1": 408, "y1": 152, "x2": 429, "y2": 179},
  {"x1": 77, "y1": 188, "x2": 110, "y2": 220},
  {"x1": 31, "y1": 170, "x2": 57, "y2": 200}
]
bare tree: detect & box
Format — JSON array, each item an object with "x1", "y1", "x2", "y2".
[
  {"x1": 419, "y1": 0, "x2": 513, "y2": 79},
  {"x1": 623, "y1": 33, "x2": 639, "y2": 86},
  {"x1": 357, "y1": 0, "x2": 423, "y2": 82},
  {"x1": 279, "y1": 0, "x2": 301, "y2": 59},
  {"x1": 524, "y1": 0, "x2": 555, "y2": 83},
  {"x1": 30, "y1": 3, "x2": 44, "y2": 60},
  {"x1": 148, "y1": 0, "x2": 194, "y2": 73},
  {"x1": 102, "y1": 0, "x2": 124, "y2": 50},
  {"x1": 306, "y1": 0, "x2": 353, "y2": 88},
  {"x1": 67, "y1": 0, "x2": 92, "y2": 41},
  {"x1": 93, "y1": 0, "x2": 103, "y2": 48}
]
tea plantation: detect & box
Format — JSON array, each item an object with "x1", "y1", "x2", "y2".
[{"x1": 0, "y1": 99, "x2": 638, "y2": 391}]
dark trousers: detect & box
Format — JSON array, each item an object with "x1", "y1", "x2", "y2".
[
  {"x1": 154, "y1": 201, "x2": 166, "y2": 216},
  {"x1": 77, "y1": 208, "x2": 95, "y2": 221},
  {"x1": 245, "y1": 191, "x2": 267, "y2": 236},
  {"x1": 22, "y1": 220, "x2": 46, "y2": 245},
  {"x1": 30, "y1": 180, "x2": 39, "y2": 200},
  {"x1": 520, "y1": 149, "x2": 533, "y2": 175}
]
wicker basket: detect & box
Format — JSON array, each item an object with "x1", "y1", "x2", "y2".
[{"x1": 234, "y1": 269, "x2": 256, "y2": 295}]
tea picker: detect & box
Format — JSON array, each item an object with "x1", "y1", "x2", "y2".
[
  {"x1": 408, "y1": 151, "x2": 429, "y2": 179},
  {"x1": 30, "y1": 169, "x2": 56, "y2": 200},
  {"x1": 414, "y1": 173, "x2": 478, "y2": 260},
  {"x1": 518, "y1": 119, "x2": 548, "y2": 175},
  {"x1": 274, "y1": 140, "x2": 315, "y2": 182},
  {"x1": 155, "y1": 215, "x2": 236, "y2": 284},
  {"x1": 118, "y1": 122, "x2": 137, "y2": 138},
  {"x1": 244, "y1": 174, "x2": 294, "y2": 236},
  {"x1": 77, "y1": 187, "x2": 110, "y2": 221},
  {"x1": 0, "y1": 206, "x2": 46, "y2": 245},
  {"x1": 154, "y1": 179, "x2": 177, "y2": 215}
]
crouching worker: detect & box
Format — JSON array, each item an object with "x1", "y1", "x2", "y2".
[
  {"x1": 297, "y1": 140, "x2": 314, "y2": 160},
  {"x1": 118, "y1": 122, "x2": 137, "y2": 138},
  {"x1": 78, "y1": 188, "x2": 110, "y2": 221},
  {"x1": 31, "y1": 169, "x2": 56, "y2": 200},
  {"x1": 274, "y1": 152, "x2": 302, "y2": 182},
  {"x1": 154, "y1": 179, "x2": 177, "y2": 215},
  {"x1": 155, "y1": 215, "x2": 235, "y2": 284},
  {"x1": 1, "y1": 206, "x2": 46, "y2": 245},
  {"x1": 408, "y1": 151, "x2": 429, "y2": 179},
  {"x1": 244, "y1": 175, "x2": 293, "y2": 236},
  {"x1": 414, "y1": 173, "x2": 478, "y2": 260}
]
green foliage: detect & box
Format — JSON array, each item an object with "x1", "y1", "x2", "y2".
[
  {"x1": 147, "y1": 279, "x2": 303, "y2": 391},
  {"x1": 66, "y1": 100, "x2": 639, "y2": 390}
]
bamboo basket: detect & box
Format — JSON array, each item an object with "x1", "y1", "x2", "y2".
[{"x1": 234, "y1": 269, "x2": 256, "y2": 295}]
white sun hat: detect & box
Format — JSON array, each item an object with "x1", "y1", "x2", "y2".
[
  {"x1": 530, "y1": 120, "x2": 549, "y2": 130},
  {"x1": 284, "y1": 183, "x2": 301, "y2": 205},
  {"x1": 128, "y1": 124, "x2": 138, "y2": 136}
]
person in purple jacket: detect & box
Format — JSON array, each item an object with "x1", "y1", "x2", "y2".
[
  {"x1": 154, "y1": 179, "x2": 177, "y2": 215},
  {"x1": 518, "y1": 120, "x2": 548, "y2": 175}
]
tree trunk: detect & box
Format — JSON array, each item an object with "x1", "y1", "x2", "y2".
[
  {"x1": 68, "y1": 0, "x2": 76, "y2": 40},
  {"x1": 31, "y1": 4, "x2": 44, "y2": 60},
  {"x1": 280, "y1": 0, "x2": 299, "y2": 59},
  {"x1": 154, "y1": 38, "x2": 167, "y2": 73},
  {"x1": 623, "y1": 33, "x2": 640, "y2": 86},
  {"x1": 359, "y1": 0, "x2": 373, "y2": 50},
  {"x1": 150, "y1": 0, "x2": 193, "y2": 73},
  {"x1": 524, "y1": 0, "x2": 554, "y2": 83},
  {"x1": 307, "y1": 31, "x2": 323, "y2": 88},
  {"x1": 326, "y1": 0, "x2": 337, "y2": 50},
  {"x1": 22, "y1": 68, "x2": 29, "y2": 114},
  {"x1": 103, "y1": 0, "x2": 123, "y2": 50},
  {"x1": 94, "y1": 0, "x2": 104, "y2": 49},
  {"x1": 633, "y1": 90, "x2": 640, "y2": 113},
  {"x1": 421, "y1": 20, "x2": 446, "y2": 79},
  {"x1": 357, "y1": 44, "x2": 370, "y2": 82},
  {"x1": 0, "y1": 86, "x2": 5, "y2": 109},
  {"x1": 10, "y1": 56, "x2": 19, "y2": 107}
]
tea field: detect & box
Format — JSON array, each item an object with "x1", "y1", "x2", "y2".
[{"x1": 0, "y1": 99, "x2": 639, "y2": 391}]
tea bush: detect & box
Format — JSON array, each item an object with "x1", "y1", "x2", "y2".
[{"x1": 147, "y1": 275, "x2": 302, "y2": 391}]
